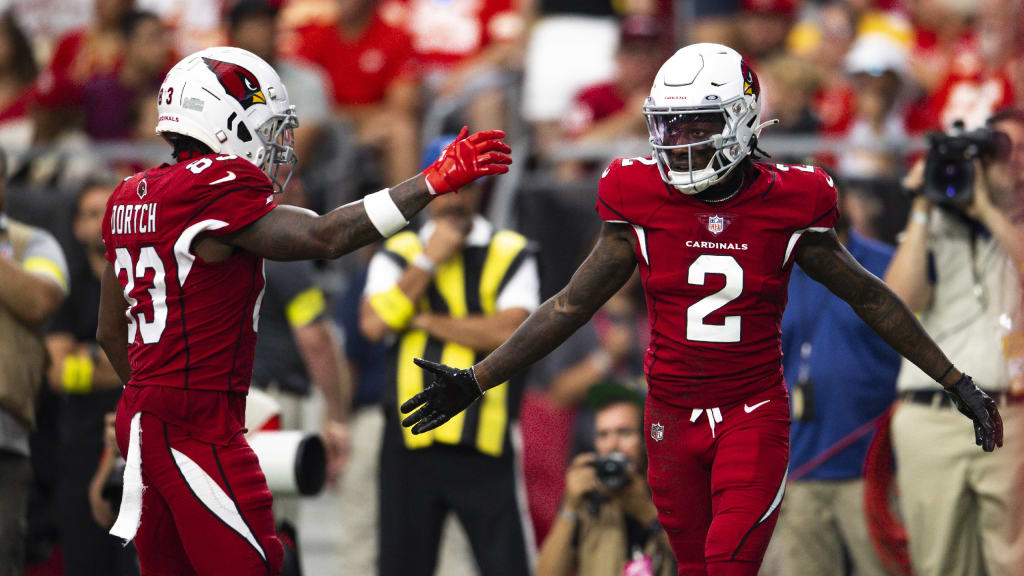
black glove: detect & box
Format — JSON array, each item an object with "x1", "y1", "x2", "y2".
[
  {"x1": 945, "y1": 373, "x2": 1003, "y2": 452},
  {"x1": 401, "y1": 358, "x2": 483, "y2": 434}
]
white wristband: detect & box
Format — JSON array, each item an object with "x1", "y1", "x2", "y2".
[{"x1": 364, "y1": 188, "x2": 409, "y2": 238}]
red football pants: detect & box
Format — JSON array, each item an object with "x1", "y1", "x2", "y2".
[
  {"x1": 115, "y1": 411, "x2": 283, "y2": 576},
  {"x1": 645, "y1": 383, "x2": 790, "y2": 576}
]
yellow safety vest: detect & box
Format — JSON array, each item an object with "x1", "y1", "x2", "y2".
[{"x1": 381, "y1": 228, "x2": 530, "y2": 457}]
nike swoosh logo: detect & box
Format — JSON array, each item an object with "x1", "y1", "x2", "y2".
[
  {"x1": 744, "y1": 400, "x2": 771, "y2": 413},
  {"x1": 209, "y1": 171, "x2": 236, "y2": 185}
]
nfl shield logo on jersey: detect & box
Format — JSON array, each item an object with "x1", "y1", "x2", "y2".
[
  {"x1": 707, "y1": 216, "x2": 725, "y2": 235},
  {"x1": 651, "y1": 422, "x2": 664, "y2": 442},
  {"x1": 697, "y1": 213, "x2": 734, "y2": 236}
]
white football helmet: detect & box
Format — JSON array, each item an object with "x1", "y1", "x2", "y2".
[
  {"x1": 643, "y1": 43, "x2": 775, "y2": 194},
  {"x1": 155, "y1": 46, "x2": 298, "y2": 191}
]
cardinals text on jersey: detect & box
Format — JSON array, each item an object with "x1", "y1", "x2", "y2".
[{"x1": 596, "y1": 157, "x2": 838, "y2": 408}]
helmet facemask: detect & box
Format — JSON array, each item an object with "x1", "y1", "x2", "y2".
[
  {"x1": 644, "y1": 95, "x2": 758, "y2": 195},
  {"x1": 256, "y1": 105, "x2": 299, "y2": 193}
]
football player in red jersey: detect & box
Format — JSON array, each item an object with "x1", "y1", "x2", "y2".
[
  {"x1": 94, "y1": 47, "x2": 510, "y2": 576},
  {"x1": 401, "y1": 43, "x2": 1003, "y2": 576}
]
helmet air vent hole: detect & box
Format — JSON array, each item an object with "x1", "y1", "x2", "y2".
[{"x1": 237, "y1": 123, "x2": 253, "y2": 143}]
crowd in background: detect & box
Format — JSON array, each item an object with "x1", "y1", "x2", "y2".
[{"x1": 0, "y1": 0, "x2": 1022, "y2": 575}]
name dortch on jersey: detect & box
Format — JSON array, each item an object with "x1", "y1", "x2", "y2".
[
  {"x1": 102, "y1": 154, "x2": 277, "y2": 393},
  {"x1": 597, "y1": 157, "x2": 838, "y2": 408}
]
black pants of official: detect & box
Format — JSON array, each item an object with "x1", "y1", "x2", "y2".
[{"x1": 378, "y1": 422, "x2": 532, "y2": 576}]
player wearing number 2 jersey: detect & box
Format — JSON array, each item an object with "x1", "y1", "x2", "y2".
[
  {"x1": 399, "y1": 43, "x2": 1002, "y2": 576},
  {"x1": 96, "y1": 47, "x2": 512, "y2": 576}
]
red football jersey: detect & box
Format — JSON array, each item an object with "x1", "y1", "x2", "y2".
[
  {"x1": 596, "y1": 158, "x2": 839, "y2": 408},
  {"x1": 102, "y1": 154, "x2": 277, "y2": 395}
]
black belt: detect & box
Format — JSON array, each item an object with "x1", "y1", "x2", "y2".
[{"x1": 902, "y1": 389, "x2": 1023, "y2": 408}]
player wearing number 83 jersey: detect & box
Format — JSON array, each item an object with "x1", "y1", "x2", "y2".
[{"x1": 96, "y1": 46, "x2": 513, "y2": 576}]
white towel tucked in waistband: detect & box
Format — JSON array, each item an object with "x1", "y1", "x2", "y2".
[{"x1": 109, "y1": 412, "x2": 144, "y2": 544}]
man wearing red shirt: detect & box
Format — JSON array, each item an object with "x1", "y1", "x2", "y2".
[{"x1": 294, "y1": 0, "x2": 419, "y2": 185}]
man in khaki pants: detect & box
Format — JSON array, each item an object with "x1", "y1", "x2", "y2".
[{"x1": 886, "y1": 108, "x2": 1024, "y2": 576}]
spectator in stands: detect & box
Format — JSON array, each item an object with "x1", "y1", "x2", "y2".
[
  {"x1": 294, "y1": 0, "x2": 420, "y2": 188},
  {"x1": 799, "y1": 3, "x2": 856, "y2": 137},
  {"x1": 838, "y1": 33, "x2": 909, "y2": 180},
  {"x1": 520, "y1": 0, "x2": 626, "y2": 156},
  {"x1": 901, "y1": 0, "x2": 1015, "y2": 133},
  {"x1": 35, "y1": 0, "x2": 135, "y2": 112},
  {"x1": 536, "y1": 383, "x2": 673, "y2": 576},
  {"x1": 0, "y1": 148, "x2": 69, "y2": 576},
  {"x1": 81, "y1": 10, "x2": 168, "y2": 142},
  {"x1": 885, "y1": 108, "x2": 1024, "y2": 575},
  {"x1": 389, "y1": 0, "x2": 523, "y2": 133},
  {"x1": 563, "y1": 15, "x2": 662, "y2": 145},
  {"x1": 775, "y1": 189, "x2": 899, "y2": 576},
  {"x1": 735, "y1": 0, "x2": 796, "y2": 65},
  {"x1": 360, "y1": 135, "x2": 539, "y2": 576},
  {"x1": 759, "y1": 55, "x2": 821, "y2": 136},
  {"x1": 689, "y1": 0, "x2": 739, "y2": 46},
  {"x1": 0, "y1": 12, "x2": 39, "y2": 152},
  {"x1": 229, "y1": 0, "x2": 331, "y2": 170},
  {"x1": 44, "y1": 178, "x2": 132, "y2": 576},
  {"x1": 522, "y1": 280, "x2": 646, "y2": 542}
]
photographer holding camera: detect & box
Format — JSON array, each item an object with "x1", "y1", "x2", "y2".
[
  {"x1": 537, "y1": 384, "x2": 673, "y2": 576},
  {"x1": 885, "y1": 108, "x2": 1024, "y2": 576}
]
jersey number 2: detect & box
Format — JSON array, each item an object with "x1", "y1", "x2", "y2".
[
  {"x1": 686, "y1": 255, "x2": 742, "y2": 343},
  {"x1": 114, "y1": 247, "x2": 167, "y2": 344}
]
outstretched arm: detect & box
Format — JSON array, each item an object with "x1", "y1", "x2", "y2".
[
  {"x1": 226, "y1": 174, "x2": 431, "y2": 261},
  {"x1": 795, "y1": 229, "x2": 1002, "y2": 451},
  {"x1": 795, "y1": 230, "x2": 956, "y2": 385},
  {"x1": 401, "y1": 223, "x2": 638, "y2": 434},
  {"x1": 226, "y1": 128, "x2": 511, "y2": 261},
  {"x1": 473, "y1": 222, "x2": 639, "y2": 389}
]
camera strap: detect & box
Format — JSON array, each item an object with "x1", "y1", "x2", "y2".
[{"x1": 968, "y1": 227, "x2": 988, "y2": 309}]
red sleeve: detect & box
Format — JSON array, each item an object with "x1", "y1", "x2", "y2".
[
  {"x1": 804, "y1": 166, "x2": 839, "y2": 231},
  {"x1": 595, "y1": 159, "x2": 631, "y2": 223},
  {"x1": 187, "y1": 158, "x2": 277, "y2": 236}
]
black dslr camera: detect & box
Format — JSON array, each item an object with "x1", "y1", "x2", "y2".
[
  {"x1": 590, "y1": 451, "x2": 631, "y2": 491},
  {"x1": 923, "y1": 120, "x2": 1011, "y2": 206}
]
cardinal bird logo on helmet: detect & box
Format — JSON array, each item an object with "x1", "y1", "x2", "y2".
[
  {"x1": 202, "y1": 57, "x2": 266, "y2": 110},
  {"x1": 740, "y1": 60, "x2": 760, "y2": 99}
]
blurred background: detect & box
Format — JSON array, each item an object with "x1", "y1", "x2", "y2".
[{"x1": 0, "y1": 0, "x2": 1021, "y2": 575}]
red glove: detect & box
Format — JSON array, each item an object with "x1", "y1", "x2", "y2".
[{"x1": 423, "y1": 126, "x2": 512, "y2": 196}]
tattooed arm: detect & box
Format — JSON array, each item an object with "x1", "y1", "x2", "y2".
[
  {"x1": 222, "y1": 128, "x2": 512, "y2": 260},
  {"x1": 473, "y1": 222, "x2": 639, "y2": 390},
  {"x1": 794, "y1": 229, "x2": 960, "y2": 387},
  {"x1": 403, "y1": 223, "x2": 638, "y2": 433},
  {"x1": 225, "y1": 174, "x2": 432, "y2": 261}
]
